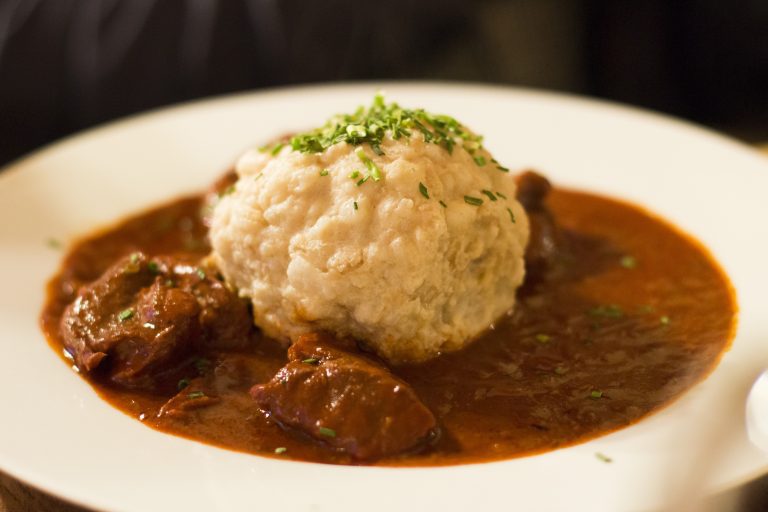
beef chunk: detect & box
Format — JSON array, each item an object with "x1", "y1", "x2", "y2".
[
  {"x1": 251, "y1": 333, "x2": 437, "y2": 460},
  {"x1": 516, "y1": 171, "x2": 561, "y2": 277},
  {"x1": 59, "y1": 252, "x2": 253, "y2": 389}
]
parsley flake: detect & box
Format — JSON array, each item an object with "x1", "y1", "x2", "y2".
[
  {"x1": 353, "y1": 201, "x2": 358, "y2": 211},
  {"x1": 535, "y1": 334, "x2": 551, "y2": 343},
  {"x1": 319, "y1": 168, "x2": 329, "y2": 177},
  {"x1": 496, "y1": 191, "x2": 507, "y2": 200},
  {"x1": 177, "y1": 378, "x2": 190, "y2": 390},
  {"x1": 196, "y1": 268, "x2": 206, "y2": 280},
  {"x1": 187, "y1": 391, "x2": 206, "y2": 399},
  {"x1": 274, "y1": 447, "x2": 288, "y2": 455},
  {"x1": 439, "y1": 200, "x2": 448, "y2": 208},
  {"x1": 464, "y1": 195, "x2": 483, "y2": 206},
  {"x1": 355, "y1": 147, "x2": 382, "y2": 181},
  {"x1": 419, "y1": 182, "x2": 430, "y2": 199},
  {"x1": 590, "y1": 390, "x2": 604, "y2": 399},
  {"x1": 117, "y1": 308, "x2": 134, "y2": 322},
  {"x1": 481, "y1": 189, "x2": 497, "y2": 201},
  {"x1": 507, "y1": 207, "x2": 516, "y2": 223},
  {"x1": 660, "y1": 315, "x2": 671, "y2": 326},
  {"x1": 595, "y1": 452, "x2": 613, "y2": 463},
  {"x1": 302, "y1": 358, "x2": 319, "y2": 365},
  {"x1": 318, "y1": 426, "x2": 336, "y2": 438},
  {"x1": 473, "y1": 156, "x2": 487, "y2": 166},
  {"x1": 620, "y1": 255, "x2": 638, "y2": 269}
]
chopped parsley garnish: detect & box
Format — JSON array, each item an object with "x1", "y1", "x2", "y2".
[
  {"x1": 288, "y1": 94, "x2": 484, "y2": 158},
  {"x1": 660, "y1": 315, "x2": 671, "y2": 326},
  {"x1": 302, "y1": 358, "x2": 319, "y2": 365},
  {"x1": 319, "y1": 168, "x2": 329, "y2": 177},
  {"x1": 588, "y1": 304, "x2": 624, "y2": 318},
  {"x1": 419, "y1": 182, "x2": 430, "y2": 199},
  {"x1": 590, "y1": 390, "x2": 604, "y2": 399},
  {"x1": 117, "y1": 308, "x2": 134, "y2": 322},
  {"x1": 464, "y1": 195, "x2": 483, "y2": 206},
  {"x1": 595, "y1": 452, "x2": 613, "y2": 463},
  {"x1": 196, "y1": 268, "x2": 206, "y2": 280},
  {"x1": 129, "y1": 252, "x2": 140, "y2": 265},
  {"x1": 354, "y1": 147, "x2": 382, "y2": 181},
  {"x1": 147, "y1": 261, "x2": 160, "y2": 274},
  {"x1": 348, "y1": 170, "x2": 360, "y2": 179},
  {"x1": 496, "y1": 191, "x2": 507, "y2": 200},
  {"x1": 496, "y1": 165, "x2": 510, "y2": 173},
  {"x1": 473, "y1": 156, "x2": 487, "y2": 167},
  {"x1": 220, "y1": 185, "x2": 236, "y2": 196},
  {"x1": 507, "y1": 207, "x2": 516, "y2": 223},
  {"x1": 270, "y1": 143, "x2": 285, "y2": 156},
  {"x1": 481, "y1": 189, "x2": 497, "y2": 201},
  {"x1": 439, "y1": 200, "x2": 447, "y2": 208},
  {"x1": 353, "y1": 201, "x2": 358, "y2": 211},
  {"x1": 535, "y1": 334, "x2": 551, "y2": 343},
  {"x1": 46, "y1": 238, "x2": 62, "y2": 249},
  {"x1": 356, "y1": 176, "x2": 369, "y2": 187},
  {"x1": 318, "y1": 426, "x2": 337, "y2": 438},
  {"x1": 620, "y1": 255, "x2": 638, "y2": 269},
  {"x1": 274, "y1": 447, "x2": 288, "y2": 454},
  {"x1": 187, "y1": 391, "x2": 206, "y2": 399},
  {"x1": 177, "y1": 378, "x2": 190, "y2": 390}
]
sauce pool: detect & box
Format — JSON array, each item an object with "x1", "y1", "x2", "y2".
[{"x1": 41, "y1": 186, "x2": 736, "y2": 465}]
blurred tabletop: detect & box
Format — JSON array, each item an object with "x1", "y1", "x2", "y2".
[{"x1": 1, "y1": 143, "x2": 767, "y2": 512}]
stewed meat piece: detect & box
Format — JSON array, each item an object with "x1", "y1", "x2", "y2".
[
  {"x1": 516, "y1": 171, "x2": 561, "y2": 277},
  {"x1": 59, "y1": 252, "x2": 253, "y2": 389},
  {"x1": 251, "y1": 333, "x2": 437, "y2": 460}
]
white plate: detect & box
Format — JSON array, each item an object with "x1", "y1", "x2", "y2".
[{"x1": 1, "y1": 83, "x2": 767, "y2": 512}]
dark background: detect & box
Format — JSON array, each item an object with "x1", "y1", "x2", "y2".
[{"x1": 1, "y1": 0, "x2": 767, "y2": 166}]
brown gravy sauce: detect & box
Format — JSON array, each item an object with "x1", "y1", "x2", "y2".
[{"x1": 41, "y1": 187, "x2": 736, "y2": 466}]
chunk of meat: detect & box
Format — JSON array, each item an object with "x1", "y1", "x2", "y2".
[
  {"x1": 59, "y1": 252, "x2": 254, "y2": 389},
  {"x1": 251, "y1": 333, "x2": 437, "y2": 460},
  {"x1": 516, "y1": 171, "x2": 561, "y2": 277}
]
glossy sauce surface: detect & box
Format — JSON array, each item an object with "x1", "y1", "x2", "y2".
[{"x1": 41, "y1": 187, "x2": 736, "y2": 465}]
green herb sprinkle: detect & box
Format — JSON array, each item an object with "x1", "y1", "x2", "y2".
[
  {"x1": 288, "y1": 94, "x2": 484, "y2": 159},
  {"x1": 481, "y1": 189, "x2": 497, "y2": 201},
  {"x1": 318, "y1": 426, "x2": 336, "y2": 438},
  {"x1": 464, "y1": 195, "x2": 483, "y2": 206},
  {"x1": 117, "y1": 308, "x2": 134, "y2": 322},
  {"x1": 620, "y1": 255, "x2": 638, "y2": 269}
]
